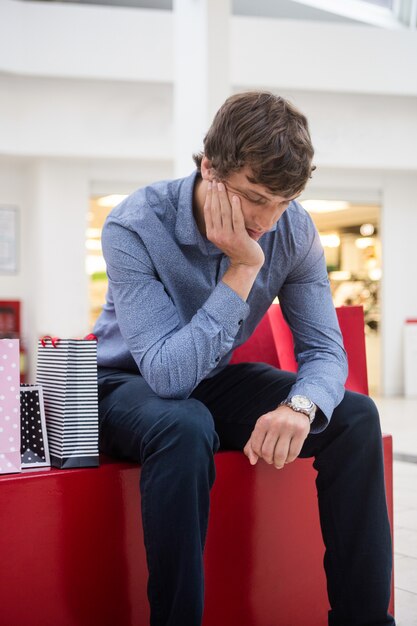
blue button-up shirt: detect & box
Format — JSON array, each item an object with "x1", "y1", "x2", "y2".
[{"x1": 94, "y1": 170, "x2": 347, "y2": 432}]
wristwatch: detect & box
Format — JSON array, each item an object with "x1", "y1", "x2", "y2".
[{"x1": 280, "y1": 395, "x2": 317, "y2": 424}]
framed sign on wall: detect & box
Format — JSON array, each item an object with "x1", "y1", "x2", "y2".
[{"x1": 0, "y1": 206, "x2": 18, "y2": 274}]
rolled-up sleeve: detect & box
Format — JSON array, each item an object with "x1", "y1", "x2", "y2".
[
  {"x1": 102, "y1": 219, "x2": 249, "y2": 399},
  {"x1": 278, "y1": 217, "x2": 348, "y2": 433}
]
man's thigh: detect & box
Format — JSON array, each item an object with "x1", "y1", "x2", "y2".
[
  {"x1": 191, "y1": 363, "x2": 296, "y2": 451},
  {"x1": 97, "y1": 367, "x2": 217, "y2": 463}
]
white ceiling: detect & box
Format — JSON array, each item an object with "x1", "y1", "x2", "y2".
[{"x1": 23, "y1": 0, "x2": 387, "y2": 26}]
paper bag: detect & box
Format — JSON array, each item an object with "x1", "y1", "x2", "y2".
[
  {"x1": 0, "y1": 338, "x2": 21, "y2": 474},
  {"x1": 20, "y1": 384, "x2": 51, "y2": 469},
  {"x1": 36, "y1": 335, "x2": 99, "y2": 469}
]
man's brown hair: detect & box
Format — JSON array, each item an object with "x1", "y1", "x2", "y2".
[{"x1": 193, "y1": 91, "x2": 315, "y2": 198}]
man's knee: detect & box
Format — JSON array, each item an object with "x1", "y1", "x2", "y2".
[
  {"x1": 336, "y1": 391, "x2": 382, "y2": 443},
  {"x1": 170, "y1": 398, "x2": 217, "y2": 449},
  {"x1": 140, "y1": 398, "x2": 219, "y2": 462}
]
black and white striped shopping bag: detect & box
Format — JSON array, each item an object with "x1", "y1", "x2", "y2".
[{"x1": 36, "y1": 334, "x2": 99, "y2": 469}]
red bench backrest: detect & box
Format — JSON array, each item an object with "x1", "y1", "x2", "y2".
[{"x1": 232, "y1": 304, "x2": 369, "y2": 395}]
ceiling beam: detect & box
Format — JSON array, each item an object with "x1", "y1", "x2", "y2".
[{"x1": 289, "y1": 0, "x2": 404, "y2": 29}]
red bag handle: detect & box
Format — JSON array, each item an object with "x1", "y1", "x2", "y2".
[
  {"x1": 84, "y1": 333, "x2": 98, "y2": 341},
  {"x1": 40, "y1": 335, "x2": 60, "y2": 348},
  {"x1": 40, "y1": 334, "x2": 97, "y2": 348}
]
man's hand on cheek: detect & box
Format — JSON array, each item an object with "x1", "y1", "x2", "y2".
[
  {"x1": 243, "y1": 405, "x2": 310, "y2": 469},
  {"x1": 203, "y1": 180, "x2": 265, "y2": 269}
]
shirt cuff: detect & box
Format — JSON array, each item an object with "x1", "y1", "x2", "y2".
[
  {"x1": 202, "y1": 280, "x2": 250, "y2": 338},
  {"x1": 286, "y1": 382, "x2": 337, "y2": 434}
]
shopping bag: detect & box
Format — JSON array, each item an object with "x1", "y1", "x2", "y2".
[
  {"x1": 20, "y1": 384, "x2": 51, "y2": 469},
  {"x1": 36, "y1": 334, "x2": 99, "y2": 469},
  {"x1": 0, "y1": 338, "x2": 21, "y2": 474}
]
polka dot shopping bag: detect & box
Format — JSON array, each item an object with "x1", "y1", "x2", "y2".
[
  {"x1": 20, "y1": 384, "x2": 50, "y2": 469},
  {"x1": 0, "y1": 338, "x2": 21, "y2": 474}
]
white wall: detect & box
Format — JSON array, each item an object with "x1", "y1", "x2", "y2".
[
  {"x1": 232, "y1": 16, "x2": 417, "y2": 96},
  {"x1": 0, "y1": 158, "x2": 35, "y2": 350},
  {"x1": 0, "y1": 1, "x2": 173, "y2": 82},
  {"x1": 0, "y1": 158, "x2": 91, "y2": 381},
  {"x1": 262, "y1": 89, "x2": 417, "y2": 171},
  {"x1": 2, "y1": 76, "x2": 417, "y2": 171},
  {"x1": 0, "y1": 75, "x2": 173, "y2": 160},
  {"x1": 31, "y1": 160, "x2": 90, "y2": 339},
  {"x1": 381, "y1": 173, "x2": 417, "y2": 396}
]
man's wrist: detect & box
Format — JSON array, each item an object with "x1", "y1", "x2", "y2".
[
  {"x1": 228, "y1": 260, "x2": 263, "y2": 274},
  {"x1": 222, "y1": 263, "x2": 261, "y2": 301},
  {"x1": 280, "y1": 395, "x2": 317, "y2": 424}
]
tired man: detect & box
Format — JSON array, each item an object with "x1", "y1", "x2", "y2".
[{"x1": 94, "y1": 91, "x2": 394, "y2": 626}]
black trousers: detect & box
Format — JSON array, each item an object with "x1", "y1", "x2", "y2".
[{"x1": 97, "y1": 363, "x2": 395, "y2": 626}]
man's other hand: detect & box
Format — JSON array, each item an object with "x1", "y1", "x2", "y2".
[{"x1": 243, "y1": 405, "x2": 310, "y2": 469}]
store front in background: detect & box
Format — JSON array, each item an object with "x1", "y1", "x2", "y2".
[
  {"x1": 86, "y1": 195, "x2": 381, "y2": 395},
  {"x1": 305, "y1": 199, "x2": 381, "y2": 395},
  {"x1": 86, "y1": 194, "x2": 128, "y2": 331}
]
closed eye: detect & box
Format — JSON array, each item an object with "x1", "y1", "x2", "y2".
[{"x1": 247, "y1": 196, "x2": 268, "y2": 205}]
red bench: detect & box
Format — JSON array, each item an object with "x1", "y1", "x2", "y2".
[{"x1": 0, "y1": 305, "x2": 394, "y2": 625}]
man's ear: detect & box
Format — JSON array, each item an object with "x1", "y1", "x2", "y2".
[{"x1": 201, "y1": 156, "x2": 215, "y2": 181}]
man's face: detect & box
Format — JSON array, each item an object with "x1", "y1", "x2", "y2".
[{"x1": 221, "y1": 166, "x2": 298, "y2": 241}]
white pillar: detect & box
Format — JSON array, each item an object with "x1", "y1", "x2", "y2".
[
  {"x1": 381, "y1": 172, "x2": 417, "y2": 395},
  {"x1": 173, "y1": 0, "x2": 231, "y2": 178},
  {"x1": 30, "y1": 159, "x2": 90, "y2": 379}
]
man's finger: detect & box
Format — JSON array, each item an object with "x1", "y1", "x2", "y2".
[
  {"x1": 285, "y1": 432, "x2": 307, "y2": 464},
  {"x1": 248, "y1": 413, "x2": 272, "y2": 459},
  {"x1": 244, "y1": 440, "x2": 259, "y2": 465},
  {"x1": 217, "y1": 182, "x2": 233, "y2": 233},
  {"x1": 203, "y1": 182, "x2": 214, "y2": 232},
  {"x1": 231, "y1": 195, "x2": 245, "y2": 232},
  {"x1": 210, "y1": 181, "x2": 223, "y2": 230},
  {"x1": 259, "y1": 431, "x2": 279, "y2": 465},
  {"x1": 273, "y1": 437, "x2": 291, "y2": 469}
]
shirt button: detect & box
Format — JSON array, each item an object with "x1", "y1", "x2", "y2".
[
  {"x1": 238, "y1": 320, "x2": 243, "y2": 326},
  {"x1": 215, "y1": 357, "x2": 220, "y2": 362}
]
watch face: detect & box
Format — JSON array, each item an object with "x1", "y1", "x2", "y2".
[{"x1": 292, "y1": 395, "x2": 313, "y2": 410}]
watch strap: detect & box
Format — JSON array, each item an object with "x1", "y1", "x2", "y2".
[{"x1": 280, "y1": 398, "x2": 316, "y2": 424}]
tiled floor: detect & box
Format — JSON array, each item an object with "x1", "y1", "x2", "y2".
[{"x1": 375, "y1": 396, "x2": 417, "y2": 626}]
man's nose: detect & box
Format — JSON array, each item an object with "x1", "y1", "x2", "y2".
[{"x1": 255, "y1": 214, "x2": 275, "y2": 231}]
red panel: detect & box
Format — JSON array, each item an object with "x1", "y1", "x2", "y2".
[
  {"x1": 267, "y1": 303, "x2": 298, "y2": 372},
  {"x1": 204, "y1": 453, "x2": 327, "y2": 626},
  {"x1": 336, "y1": 306, "x2": 369, "y2": 395},
  {"x1": 383, "y1": 434, "x2": 395, "y2": 617},
  {"x1": 230, "y1": 312, "x2": 280, "y2": 368},
  {"x1": 263, "y1": 304, "x2": 369, "y2": 394},
  {"x1": 0, "y1": 460, "x2": 150, "y2": 626},
  {"x1": 0, "y1": 300, "x2": 20, "y2": 336}
]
